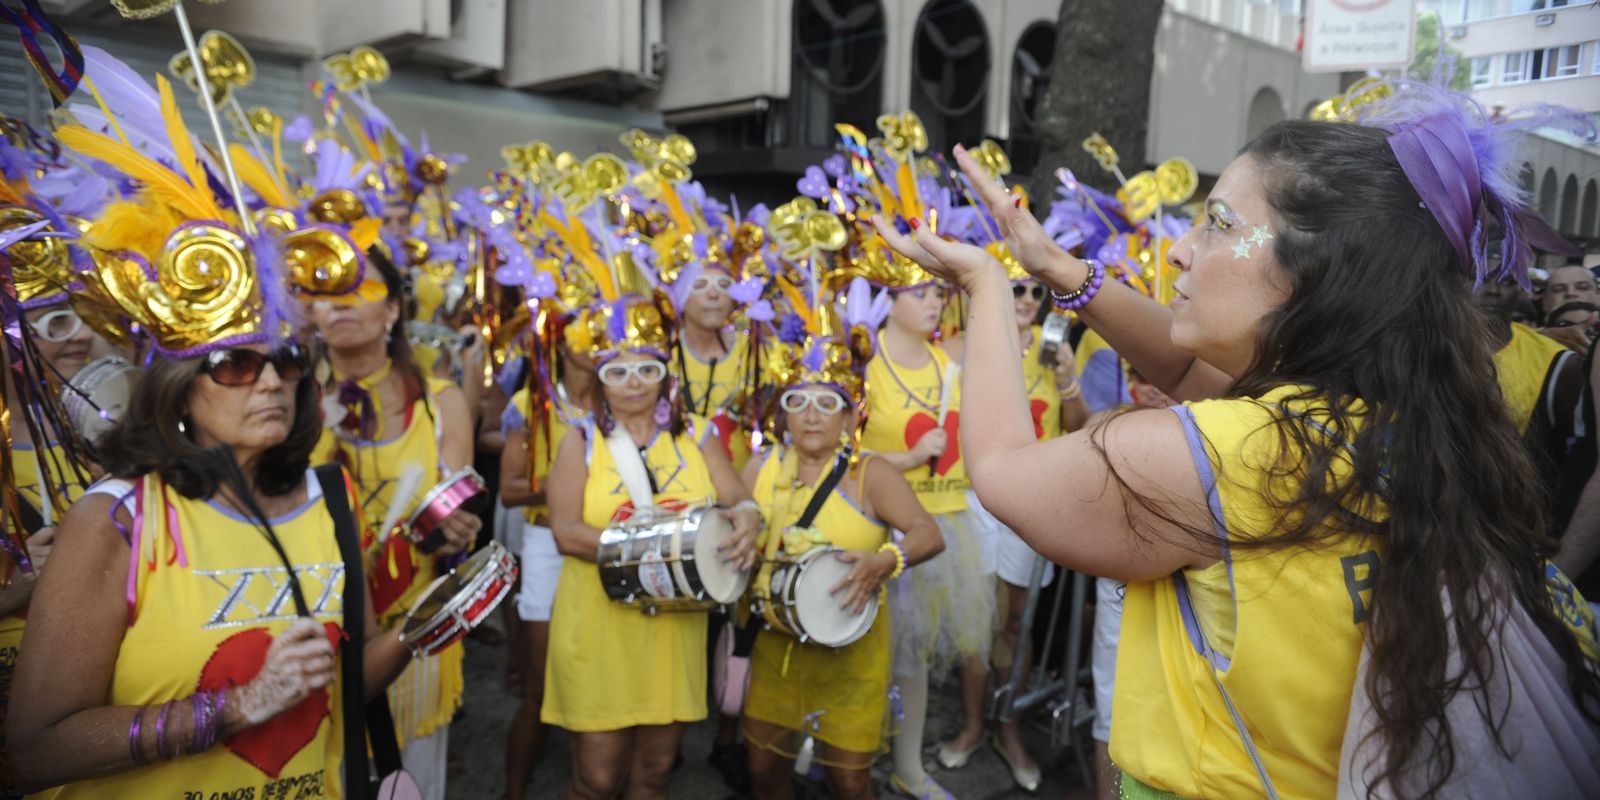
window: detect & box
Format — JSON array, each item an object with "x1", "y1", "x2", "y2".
[
  {"x1": 1438, "y1": 0, "x2": 1499, "y2": 22},
  {"x1": 1519, "y1": 0, "x2": 1573, "y2": 10},
  {"x1": 1594, "y1": 41, "x2": 1600, "y2": 74},
  {"x1": 1503, "y1": 51, "x2": 1531, "y2": 83},
  {"x1": 1470, "y1": 56, "x2": 1493, "y2": 86},
  {"x1": 1543, "y1": 44, "x2": 1581, "y2": 78}
]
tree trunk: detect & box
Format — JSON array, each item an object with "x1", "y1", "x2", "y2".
[{"x1": 1027, "y1": 0, "x2": 1164, "y2": 201}]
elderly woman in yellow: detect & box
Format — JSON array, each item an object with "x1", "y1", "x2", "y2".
[
  {"x1": 7, "y1": 90, "x2": 412, "y2": 796},
  {"x1": 542, "y1": 288, "x2": 759, "y2": 800},
  {"x1": 874, "y1": 85, "x2": 1600, "y2": 799},
  {"x1": 308, "y1": 248, "x2": 479, "y2": 800},
  {"x1": 740, "y1": 278, "x2": 944, "y2": 800}
]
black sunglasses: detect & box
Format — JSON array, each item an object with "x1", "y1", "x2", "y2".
[
  {"x1": 1012, "y1": 283, "x2": 1045, "y2": 301},
  {"x1": 200, "y1": 344, "x2": 309, "y2": 387}
]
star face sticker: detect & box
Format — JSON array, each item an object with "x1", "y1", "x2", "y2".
[
  {"x1": 1232, "y1": 238, "x2": 1252, "y2": 260},
  {"x1": 1247, "y1": 225, "x2": 1274, "y2": 247}
]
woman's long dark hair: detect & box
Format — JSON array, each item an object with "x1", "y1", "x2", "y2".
[
  {"x1": 97, "y1": 353, "x2": 321, "y2": 499},
  {"x1": 1103, "y1": 120, "x2": 1600, "y2": 797}
]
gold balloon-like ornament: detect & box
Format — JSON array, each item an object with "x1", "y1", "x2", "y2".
[
  {"x1": 414, "y1": 153, "x2": 451, "y2": 186},
  {"x1": 306, "y1": 189, "x2": 367, "y2": 225},
  {"x1": 1154, "y1": 158, "x2": 1199, "y2": 206},
  {"x1": 968, "y1": 139, "x2": 1011, "y2": 179},
  {"x1": 323, "y1": 46, "x2": 391, "y2": 93},
  {"x1": 1308, "y1": 77, "x2": 1395, "y2": 123},
  {"x1": 876, "y1": 112, "x2": 928, "y2": 162},
  {"x1": 769, "y1": 198, "x2": 847, "y2": 263},
  {"x1": 620, "y1": 129, "x2": 697, "y2": 187},
  {"x1": 168, "y1": 30, "x2": 255, "y2": 105},
  {"x1": 1081, "y1": 133, "x2": 1120, "y2": 172}
]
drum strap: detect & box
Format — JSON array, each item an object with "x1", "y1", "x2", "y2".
[
  {"x1": 16, "y1": 497, "x2": 43, "y2": 535},
  {"x1": 315, "y1": 464, "x2": 407, "y2": 797}
]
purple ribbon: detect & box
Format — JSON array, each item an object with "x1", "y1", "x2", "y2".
[{"x1": 337, "y1": 380, "x2": 378, "y2": 440}]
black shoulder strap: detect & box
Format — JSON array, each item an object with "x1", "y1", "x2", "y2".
[
  {"x1": 316, "y1": 465, "x2": 403, "y2": 796},
  {"x1": 795, "y1": 450, "x2": 851, "y2": 531},
  {"x1": 17, "y1": 497, "x2": 43, "y2": 535}
]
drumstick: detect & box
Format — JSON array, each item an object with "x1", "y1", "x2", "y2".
[
  {"x1": 929, "y1": 363, "x2": 957, "y2": 476},
  {"x1": 377, "y1": 463, "x2": 427, "y2": 544}
]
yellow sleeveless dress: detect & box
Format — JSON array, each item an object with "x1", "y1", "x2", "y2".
[
  {"x1": 541, "y1": 418, "x2": 719, "y2": 731},
  {"x1": 41, "y1": 471, "x2": 349, "y2": 799},
  {"x1": 744, "y1": 447, "x2": 892, "y2": 760},
  {"x1": 674, "y1": 337, "x2": 754, "y2": 471},
  {"x1": 1112, "y1": 386, "x2": 1385, "y2": 799},
  {"x1": 313, "y1": 375, "x2": 462, "y2": 746},
  {"x1": 1494, "y1": 321, "x2": 1569, "y2": 435},
  {"x1": 1021, "y1": 325, "x2": 1064, "y2": 441}
]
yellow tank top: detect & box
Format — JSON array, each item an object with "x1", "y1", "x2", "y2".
[
  {"x1": 1112, "y1": 386, "x2": 1384, "y2": 799},
  {"x1": 860, "y1": 345, "x2": 968, "y2": 514},
  {"x1": 313, "y1": 376, "x2": 461, "y2": 743},
  {"x1": 674, "y1": 337, "x2": 754, "y2": 470},
  {"x1": 751, "y1": 447, "x2": 889, "y2": 558},
  {"x1": 507, "y1": 387, "x2": 585, "y2": 523},
  {"x1": 42, "y1": 471, "x2": 348, "y2": 800},
  {"x1": 580, "y1": 416, "x2": 719, "y2": 526},
  {"x1": 1021, "y1": 325, "x2": 1063, "y2": 440},
  {"x1": 1494, "y1": 322, "x2": 1569, "y2": 435}
]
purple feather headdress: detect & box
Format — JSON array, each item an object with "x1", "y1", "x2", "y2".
[{"x1": 1353, "y1": 80, "x2": 1588, "y2": 288}]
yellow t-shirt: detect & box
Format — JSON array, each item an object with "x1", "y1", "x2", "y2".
[
  {"x1": 541, "y1": 417, "x2": 719, "y2": 731},
  {"x1": 1021, "y1": 325, "x2": 1064, "y2": 441},
  {"x1": 860, "y1": 345, "x2": 969, "y2": 515},
  {"x1": 674, "y1": 337, "x2": 755, "y2": 470},
  {"x1": 313, "y1": 376, "x2": 462, "y2": 744},
  {"x1": 1493, "y1": 322, "x2": 1569, "y2": 435},
  {"x1": 1112, "y1": 386, "x2": 1383, "y2": 799},
  {"x1": 41, "y1": 471, "x2": 349, "y2": 799}
]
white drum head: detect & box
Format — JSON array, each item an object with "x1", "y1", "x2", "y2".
[
  {"x1": 65, "y1": 356, "x2": 136, "y2": 442},
  {"x1": 691, "y1": 509, "x2": 747, "y2": 603},
  {"x1": 793, "y1": 551, "x2": 876, "y2": 647}
]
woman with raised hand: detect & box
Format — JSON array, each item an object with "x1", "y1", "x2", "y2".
[
  {"x1": 541, "y1": 288, "x2": 759, "y2": 800},
  {"x1": 309, "y1": 249, "x2": 480, "y2": 800},
  {"x1": 873, "y1": 85, "x2": 1600, "y2": 798}
]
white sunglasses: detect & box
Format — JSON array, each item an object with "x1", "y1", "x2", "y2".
[
  {"x1": 598, "y1": 359, "x2": 668, "y2": 387},
  {"x1": 690, "y1": 275, "x2": 734, "y2": 296},
  {"x1": 779, "y1": 389, "x2": 847, "y2": 416},
  {"x1": 29, "y1": 309, "x2": 85, "y2": 342}
]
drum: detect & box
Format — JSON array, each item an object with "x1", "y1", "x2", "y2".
[
  {"x1": 1037, "y1": 312, "x2": 1072, "y2": 368},
  {"x1": 397, "y1": 541, "x2": 517, "y2": 657},
  {"x1": 597, "y1": 503, "x2": 749, "y2": 614},
  {"x1": 60, "y1": 355, "x2": 136, "y2": 445},
  {"x1": 756, "y1": 547, "x2": 877, "y2": 648},
  {"x1": 403, "y1": 467, "x2": 490, "y2": 554}
]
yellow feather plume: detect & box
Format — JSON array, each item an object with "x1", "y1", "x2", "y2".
[
  {"x1": 157, "y1": 75, "x2": 212, "y2": 210},
  {"x1": 84, "y1": 199, "x2": 187, "y2": 261},
  {"x1": 57, "y1": 126, "x2": 223, "y2": 221},
  {"x1": 228, "y1": 143, "x2": 295, "y2": 209},
  {"x1": 348, "y1": 217, "x2": 381, "y2": 251}
]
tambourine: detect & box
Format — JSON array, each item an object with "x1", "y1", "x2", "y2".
[
  {"x1": 397, "y1": 541, "x2": 517, "y2": 657},
  {"x1": 403, "y1": 467, "x2": 489, "y2": 554}
]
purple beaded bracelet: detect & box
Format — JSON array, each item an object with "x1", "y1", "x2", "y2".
[
  {"x1": 1050, "y1": 259, "x2": 1105, "y2": 311},
  {"x1": 129, "y1": 706, "x2": 148, "y2": 766}
]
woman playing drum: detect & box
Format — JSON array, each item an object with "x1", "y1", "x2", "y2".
[
  {"x1": 309, "y1": 249, "x2": 480, "y2": 799},
  {"x1": 6, "y1": 99, "x2": 413, "y2": 796},
  {"x1": 741, "y1": 277, "x2": 945, "y2": 800},
  {"x1": 542, "y1": 285, "x2": 758, "y2": 800}
]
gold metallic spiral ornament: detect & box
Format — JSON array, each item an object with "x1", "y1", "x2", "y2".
[
  {"x1": 282, "y1": 226, "x2": 363, "y2": 298},
  {"x1": 253, "y1": 207, "x2": 299, "y2": 237},
  {"x1": 414, "y1": 153, "x2": 451, "y2": 186},
  {"x1": 968, "y1": 139, "x2": 1011, "y2": 179},
  {"x1": 168, "y1": 30, "x2": 255, "y2": 105},
  {"x1": 97, "y1": 224, "x2": 260, "y2": 352},
  {"x1": 1309, "y1": 77, "x2": 1394, "y2": 123},
  {"x1": 0, "y1": 206, "x2": 74, "y2": 305}
]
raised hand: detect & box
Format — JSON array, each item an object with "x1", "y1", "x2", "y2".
[{"x1": 951, "y1": 144, "x2": 1088, "y2": 291}]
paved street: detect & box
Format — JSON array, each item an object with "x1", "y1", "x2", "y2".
[{"x1": 446, "y1": 617, "x2": 1092, "y2": 799}]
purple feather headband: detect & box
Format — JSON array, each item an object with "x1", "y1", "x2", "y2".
[{"x1": 1355, "y1": 80, "x2": 1588, "y2": 288}]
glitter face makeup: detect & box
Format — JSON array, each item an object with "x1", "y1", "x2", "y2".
[{"x1": 1206, "y1": 199, "x2": 1272, "y2": 260}]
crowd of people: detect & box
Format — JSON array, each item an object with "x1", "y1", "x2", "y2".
[{"x1": 0, "y1": 24, "x2": 1598, "y2": 800}]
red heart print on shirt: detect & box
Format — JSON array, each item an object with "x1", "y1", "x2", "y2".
[
  {"x1": 1029, "y1": 399, "x2": 1048, "y2": 439},
  {"x1": 197, "y1": 622, "x2": 343, "y2": 779},
  {"x1": 367, "y1": 533, "x2": 416, "y2": 615},
  {"x1": 710, "y1": 414, "x2": 739, "y2": 460},
  {"x1": 904, "y1": 411, "x2": 961, "y2": 476}
]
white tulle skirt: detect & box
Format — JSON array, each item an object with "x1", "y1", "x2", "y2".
[{"x1": 889, "y1": 509, "x2": 997, "y2": 678}]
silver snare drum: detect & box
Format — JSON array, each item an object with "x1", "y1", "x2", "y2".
[
  {"x1": 1037, "y1": 312, "x2": 1072, "y2": 368},
  {"x1": 60, "y1": 355, "x2": 137, "y2": 445},
  {"x1": 757, "y1": 546, "x2": 878, "y2": 648},
  {"x1": 597, "y1": 503, "x2": 749, "y2": 615}
]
